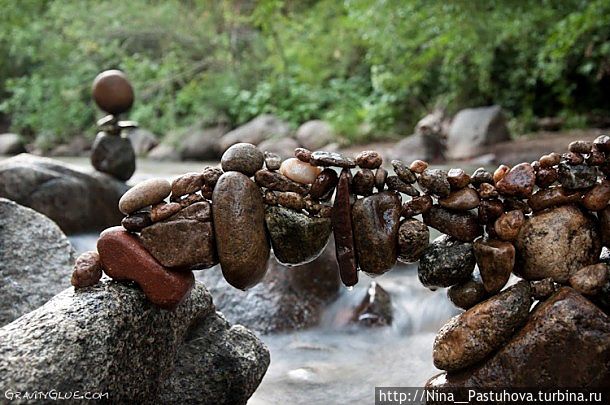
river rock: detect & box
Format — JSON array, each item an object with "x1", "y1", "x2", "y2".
[
  {"x1": 276, "y1": 191, "x2": 305, "y2": 210},
  {"x1": 477, "y1": 198, "x2": 504, "y2": 223},
  {"x1": 218, "y1": 114, "x2": 291, "y2": 152},
  {"x1": 391, "y1": 160, "x2": 417, "y2": 183},
  {"x1": 309, "y1": 168, "x2": 338, "y2": 200},
  {"x1": 418, "y1": 235, "x2": 475, "y2": 288},
  {"x1": 418, "y1": 168, "x2": 450, "y2": 197},
  {"x1": 447, "y1": 168, "x2": 470, "y2": 190},
  {"x1": 71, "y1": 251, "x2": 102, "y2": 288},
  {"x1": 171, "y1": 172, "x2": 204, "y2": 199},
  {"x1": 352, "y1": 191, "x2": 401, "y2": 275},
  {"x1": 386, "y1": 175, "x2": 419, "y2": 196},
  {"x1": 265, "y1": 206, "x2": 332, "y2": 265},
  {"x1": 126, "y1": 128, "x2": 159, "y2": 156},
  {"x1": 582, "y1": 180, "x2": 610, "y2": 211},
  {"x1": 221, "y1": 143, "x2": 264, "y2": 177},
  {"x1": 310, "y1": 151, "x2": 355, "y2": 168},
  {"x1": 558, "y1": 163, "x2": 598, "y2": 190},
  {"x1": 92, "y1": 69, "x2": 134, "y2": 114},
  {"x1": 0, "y1": 199, "x2": 75, "y2": 326},
  {"x1": 402, "y1": 195, "x2": 433, "y2": 218},
  {"x1": 148, "y1": 143, "x2": 181, "y2": 161},
  {"x1": 433, "y1": 281, "x2": 531, "y2": 372},
  {"x1": 352, "y1": 169, "x2": 375, "y2": 196},
  {"x1": 530, "y1": 278, "x2": 557, "y2": 300},
  {"x1": 569, "y1": 263, "x2": 608, "y2": 296},
  {"x1": 90, "y1": 132, "x2": 136, "y2": 181},
  {"x1": 264, "y1": 151, "x2": 281, "y2": 170},
  {"x1": 141, "y1": 202, "x2": 217, "y2": 270},
  {"x1": 423, "y1": 205, "x2": 483, "y2": 242},
  {"x1": 495, "y1": 163, "x2": 535, "y2": 198},
  {"x1": 375, "y1": 167, "x2": 388, "y2": 190},
  {"x1": 439, "y1": 187, "x2": 479, "y2": 211},
  {"x1": 295, "y1": 120, "x2": 335, "y2": 150},
  {"x1": 528, "y1": 186, "x2": 581, "y2": 211},
  {"x1": 179, "y1": 125, "x2": 227, "y2": 161},
  {"x1": 0, "y1": 133, "x2": 26, "y2": 155},
  {"x1": 0, "y1": 280, "x2": 269, "y2": 403},
  {"x1": 355, "y1": 150, "x2": 382, "y2": 169},
  {"x1": 473, "y1": 239, "x2": 515, "y2": 293},
  {"x1": 255, "y1": 169, "x2": 309, "y2": 194},
  {"x1": 427, "y1": 287, "x2": 609, "y2": 388},
  {"x1": 515, "y1": 205, "x2": 601, "y2": 283},
  {"x1": 213, "y1": 172, "x2": 270, "y2": 290},
  {"x1": 447, "y1": 274, "x2": 488, "y2": 310},
  {"x1": 470, "y1": 168, "x2": 493, "y2": 186},
  {"x1": 118, "y1": 178, "x2": 171, "y2": 215},
  {"x1": 397, "y1": 218, "x2": 429, "y2": 263},
  {"x1": 535, "y1": 167, "x2": 559, "y2": 188},
  {"x1": 332, "y1": 169, "x2": 358, "y2": 286},
  {"x1": 350, "y1": 282, "x2": 393, "y2": 327},
  {"x1": 0, "y1": 154, "x2": 129, "y2": 233},
  {"x1": 494, "y1": 210, "x2": 525, "y2": 241},
  {"x1": 150, "y1": 202, "x2": 181, "y2": 223}
]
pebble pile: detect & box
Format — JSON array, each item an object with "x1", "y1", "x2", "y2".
[{"x1": 73, "y1": 124, "x2": 610, "y2": 370}]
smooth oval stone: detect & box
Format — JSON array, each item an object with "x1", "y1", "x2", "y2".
[
  {"x1": 528, "y1": 187, "x2": 581, "y2": 212},
  {"x1": 558, "y1": 163, "x2": 598, "y2": 190},
  {"x1": 582, "y1": 180, "x2": 610, "y2": 211},
  {"x1": 254, "y1": 169, "x2": 309, "y2": 195},
  {"x1": 121, "y1": 211, "x2": 152, "y2": 232},
  {"x1": 150, "y1": 202, "x2": 182, "y2": 222},
  {"x1": 433, "y1": 281, "x2": 531, "y2": 372},
  {"x1": 119, "y1": 178, "x2": 171, "y2": 215},
  {"x1": 493, "y1": 165, "x2": 510, "y2": 183},
  {"x1": 391, "y1": 160, "x2": 417, "y2": 183},
  {"x1": 97, "y1": 226, "x2": 194, "y2": 310},
  {"x1": 423, "y1": 205, "x2": 483, "y2": 242},
  {"x1": 418, "y1": 169, "x2": 450, "y2": 197},
  {"x1": 386, "y1": 175, "x2": 420, "y2": 196},
  {"x1": 439, "y1": 187, "x2": 480, "y2": 211},
  {"x1": 470, "y1": 168, "x2": 493, "y2": 186},
  {"x1": 539, "y1": 152, "x2": 561, "y2": 168},
  {"x1": 265, "y1": 206, "x2": 332, "y2": 265},
  {"x1": 352, "y1": 191, "x2": 401, "y2": 275},
  {"x1": 309, "y1": 168, "x2": 339, "y2": 200},
  {"x1": 264, "y1": 151, "x2": 282, "y2": 170},
  {"x1": 569, "y1": 140, "x2": 593, "y2": 154},
  {"x1": 473, "y1": 239, "x2": 515, "y2": 293},
  {"x1": 355, "y1": 150, "x2": 383, "y2": 169},
  {"x1": 213, "y1": 172, "x2": 270, "y2": 290},
  {"x1": 402, "y1": 195, "x2": 433, "y2": 218},
  {"x1": 92, "y1": 70, "x2": 134, "y2": 114},
  {"x1": 494, "y1": 210, "x2": 525, "y2": 241},
  {"x1": 310, "y1": 151, "x2": 355, "y2": 168},
  {"x1": 71, "y1": 251, "x2": 102, "y2": 288},
  {"x1": 375, "y1": 167, "x2": 388, "y2": 191},
  {"x1": 495, "y1": 163, "x2": 535, "y2": 198},
  {"x1": 276, "y1": 191, "x2": 306, "y2": 211},
  {"x1": 170, "y1": 172, "x2": 204, "y2": 199},
  {"x1": 352, "y1": 169, "x2": 375, "y2": 196},
  {"x1": 447, "y1": 168, "x2": 471, "y2": 190},
  {"x1": 397, "y1": 218, "x2": 429, "y2": 263},
  {"x1": 332, "y1": 169, "x2": 358, "y2": 287},
  {"x1": 447, "y1": 275, "x2": 488, "y2": 310},
  {"x1": 478, "y1": 198, "x2": 504, "y2": 223},
  {"x1": 221, "y1": 142, "x2": 264, "y2": 177},
  {"x1": 535, "y1": 167, "x2": 559, "y2": 188},
  {"x1": 569, "y1": 263, "x2": 609, "y2": 296},
  {"x1": 279, "y1": 158, "x2": 322, "y2": 184},
  {"x1": 410, "y1": 159, "x2": 428, "y2": 174},
  {"x1": 91, "y1": 132, "x2": 136, "y2": 181},
  {"x1": 515, "y1": 205, "x2": 601, "y2": 283},
  {"x1": 418, "y1": 234, "x2": 475, "y2": 288}
]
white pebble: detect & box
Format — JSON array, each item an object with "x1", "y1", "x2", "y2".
[{"x1": 279, "y1": 158, "x2": 321, "y2": 185}]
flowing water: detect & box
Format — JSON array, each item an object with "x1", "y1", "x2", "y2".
[{"x1": 57, "y1": 157, "x2": 458, "y2": 404}]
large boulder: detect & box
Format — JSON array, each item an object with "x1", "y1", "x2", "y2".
[
  {"x1": 0, "y1": 133, "x2": 26, "y2": 155},
  {"x1": 179, "y1": 125, "x2": 228, "y2": 161},
  {"x1": 126, "y1": 128, "x2": 159, "y2": 156},
  {"x1": 295, "y1": 120, "x2": 335, "y2": 151},
  {"x1": 0, "y1": 280, "x2": 269, "y2": 404},
  {"x1": 148, "y1": 143, "x2": 181, "y2": 161},
  {"x1": 446, "y1": 105, "x2": 510, "y2": 160},
  {"x1": 388, "y1": 133, "x2": 444, "y2": 163},
  {"x1": 197, "y1": 238, "x2": 341, "y2": 333},
  {"x1": 0, "y1": 154, "x2": 129, "y2": 233},
  {"x1": 0, "y1": 199, "x2": 75, "y2": 326},
  {"x1": 257, "y1": 136, "x2": 300, "y2": 160},
  {"x1": 427, "y1": 288, "x2": 610, "y2": 388},
  {"x1": 218, "y1": 114, "x2": 291, "y2": 152}
]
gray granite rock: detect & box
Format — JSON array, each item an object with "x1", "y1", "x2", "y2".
[
  {"x1": 0, "y1": 198, "x2": 75, "y2": 326},
  {"x1": 418, "y1": 234, "x2": 475, "y2": 288}
]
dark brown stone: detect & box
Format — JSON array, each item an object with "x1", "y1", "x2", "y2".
[
  {"x1": 423, "y1": 205, "x2": 483, "y2": 242},
  {"x1": 447, "y1": 168, "x2": 471, "y2": 190},
  {"x1": 503, "y1": 197, "x2": 532, "y2": 215},
  {"x1": 150, "y1": 202, "x2": 182, "y2": 222},
  {"x1": 397, "y1": 218, "x2": 429, "y2": 263},
  {"x1": 470, "y1": 168, "x2": 493, "y2": 186},
  {"x1": 477, "y1": 199, "x2": 504, "y2": 223},
  {"x1": 263, "y1": 190, "x2": 278, "y2": 206},
  {"x1": 535, "y1": 167, "x2": 559, "y2": 188},
  {"x1": 569, "y1": 263, "x2": 609, "y2": 295},
  {"x1": 401, "y1": 195, "x2": 433, "y2": 218},
  {"x1": 254, "y1": 169, "x2": 309, "y2": 195},
  {"x1": 97, "y1": 226, "x2": 195, "y2": 310},
  {"x1": 494, "y1": 210, "x2": 525, "y2": 241},
  {"x1": 276, "y1": 191, "x2": 306, "y2": 211},
  {"x1": 310, "y1": 151, "x2": 355, "y2": 168},
  {"x1": 418, "y1": 235, "x2": 475, "y2": 288},
  {"x1": 178, "y1": 193, "x2": 204, "y2": 208},
  {"x1": 121, "y1": 211, "x2": 152, "y2": 232},
  {"x1": 202, "y1": 166, "x2": 223, "y2": 187},
  {"x1": 594, "y1": 135, "x2": 610, "y2": 153},
  {"x1": 374, "y1": 167, "x2": 388, "y2": 191},
  {"x1": 332, "y1": 169, "x2": 358, "y2": 287},
  {"x1": 587, "y1": 151, "x2": 606, "y2": 166},
  {"x1": 213, "y1": 172, "x2": 270, "y2": 290},
  {"x1": 71, "y1": 251, "x2": 102, "y2": 288},
  {"x1": 92, "y1": 70, "x2": 134, "y2": 114},
  {"x1": 118, "y1": 178, "x2": 171, "y2": 215},
  {"x1": 386, "y1": 175, "x2": 419, "y2": 196},
  {"x1": 473, "y1": 239, "x2": 515, "y2": 293},
  {"x1": 419, "y1": 169, "x2": 450, "y2": 197},
  {"x1": 309, "y1": 168, "x2": 338, "y2": 200},
  {"x1": 409, "y1": 159, "x2": 428, "y2": 174},
  {"x1": 539, "y1": 152, "x2": 561, "y2": 168},
  {"x1": 352, "y1": 169, "x2": 375, "y2": 196},
  {"x1": 391, "y1": 160, "x2": 417, "y2": 183},
  {"x1": 294, "y1": 147, "x2": 312, "y2": 162},
  {"x1": 355, "y1": 150, "x2": 383, "y2": 169},
  {"x1": 350, "y1": 282, "x2": 392, "y2": 327},
  {"x1": 562, "y1": 151, "x2": 585, "y2": 165},
  {"x1": 600, "y1": 206, "x2": 610, "y2": 247},
  {"x1": 528, "y1": 186, "x2": 581, "y2": 211},
  {"x1": 530, "y1": 278, "x2": 557, "y2": 300},
  {"x1": 439, "y1": 187, "x2": 480, "y2": 211},
  {"x1": 477, "y1": 183, "x2": 498, "y2": 199},
  {"x1": 558, "y1": 162, "x2": 598, "y2": 190},
  {"x1": 582, "y1": 180, "x2": 610, "y2": 211},
  {"x1": 495, "y1": 163, "x2": 535, "y2": 198},
  {"x1": 447, "y1": 275, "x2": 488, "y2": 310},
  {"x1": 569, "y1": 140, "x2": 593, "y2": 154},
  {"x1": 170, "y1": 172, "x2": 204, "y2": 200}
]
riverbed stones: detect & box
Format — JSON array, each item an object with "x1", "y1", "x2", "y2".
[
  {"x1": 386, "y1": 175, "x2": 419, "y2": 196},
  {"x1": 494, "y1": 210, "x2": 525, "y2": 241},
  {"x1": 332, "y1": 169, "x2": 358, "y2": 287},
  {"x1": 265, "y1": 206, "x2": 332, "y2": 265},
  {"x1": 352, "y1": 169, "x2": 375, "y2": 196},
  {"x1": 439, "y1": 187, "x2": 479, "y2": 211},
  {"x1": 220, "y1": 142, "x2": 264, "y2": 177},
  {"x1": 397, "y1": 218, "x2": 429, "y2": 263},
  {"x1": 355, "y1": 150, "x2": 382, "y2": 169},
  {"x1": 310, "y1": 151, "x2": 355, "y2": 168},
  {"x1": 569, "y1": 140, "x2": 593, "y2": 154},
  {"x1": 447, "y1": 168, "x2": 470, "y2": 190},
  {"x1": 278, "y1": 158, "x2": 322, "y2": 184},
  {"x1": 90, "y1": 132, "x2": 136, "y2": 181},
  {"x1": 171, "y1": 172, "x2": 204, "y2": 199},
  {"x1": 418, "y1": 235, "x2": 475, "y2": 288},
  {"x1": 569, "y1": 263, "x2": 609, "y2": 296},
  {"x1": 473, "y1": 239, "x2": 515, "y2": 293},
  {"x1": 352, "y1": 191, "x2": 401, "y2": 275},
  {"x1": 202, "y1": 166, "x2": 223, "y2": 187},
  {"x1": 418, "y1": 169, "x2": 450, "y2": 197},
  {"x1": 495, "y1": 162, "x2": 535, "y2": 198},
  {"x1": 391, "y1": 160, "x2": 417, "y2": 183},
  {"x1": 121, "y1": 211, "x2": 152, "y2": 232},
  {"x1": 558, "y1": 162, "x2": 598, "y2": 190},
  {"x1": 264, "y1": 151, "x2": 281, "y2": 170},
  {"x1": 255, "y1": 169, "x2": 309, "y2": 195},
  {"x1": 119, "y1": 178, "x2": 171, "y2": 215},
  {"x1": 92, "y1": 69, "x2": 134, "y2": 114},
  {"x1": 433, "y1": 281, "x2": 531, "y2": 372},
  {"x1": 530, "y1": 278, "x2": 557, "y2": 300},
  {"x1": 492, "y1": 165, "x2": 510, "y2": 183},
  {"x1": 539, "y1": 152, "x2": 561, "y2": 168},
  {"x1": 423, "y1": 206, "x2": 483, "y2": 242},
  {"x1": 515, "y1": 205, "x2": 601, "y2": 283},
  {"x1": 213, "y1": 172, "x2": 270, "y2": 290},
  {"x1": 447, "y1": 274, "x2": 488, "y2": 310},
  {"x1": 141, "y1": 202, "x2": 217, "y2": 270},
  {"x1": 309, "y1": 168, "x2": 338, "y2": 200},
  {"x1": 410, "y1": 160, "x2": 428, "y2": 174},
  {"x1": 582, "y1": 180, "x2": 610, "y2": 211},
  {"x1": 71, "y1": 251, "x2": 102, "y2": 288},
  {"x1": 294, "y1": 147, "x2": 312, "y2": 162},
  {"x1": 97, "y1": 227, "x2": 195, "y2": 310}
]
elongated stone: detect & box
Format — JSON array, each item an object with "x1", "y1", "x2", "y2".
[
  {"x1": 265, "y1": 206, "x2": 332, "y2": 265},
  {"x1": 474, "y1": 239, "x2": 515, "y2": 293},
  {"x1": 213, "y1": 172, "x2": 270, "y2": 290},
  {"x1": 386, "y1": 175, "x2": 420, "y2": 196},
  {"x1": 97, "y1": 226, "x2": 194, "y2": 310},
  {"x1": 423, "y1": 205, "x2": 483, "y2": 242},
  {"x1": 352, "y1": 191, "x2": 401, "y2": 275},
  {"x1": 254, "y1": 169, "x2": 309, "y2": 195},
  {"x1": 310, "y1": 151, "x2": 355, "y2": 168},
  {"x1": 332, "y1": 169, "x2": 358, "y2": 287},
  {"x1": 309, "y1": 168, "x2": 338, "y2": 200},
  {"x1": 439, "y1": 187, "x2": 480, "y2": 211},
  {"x1": 118, "y1": 178, "x2": 171, "y2": 215},
  {"x1": 170, "y1": 172, "x2": 204, "y2": 200},
  {"x1": 528, "y1": 187, "x2": 581, "y2": 212}
]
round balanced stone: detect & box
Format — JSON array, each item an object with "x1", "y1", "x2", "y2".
[
  {"x1": 90, "y1": 132, "x2": 136, "y2": 181},
  {"x1": 352, "y1": 191, "x2": 402, "y2": 275},
  {"x1": 397, "y1": 218, "x2": 429, "y2": 263},
  {"x1": 212, "y1": 171, "x2": 270, "y2": 290},
  {"x1": 433, "y1": 281, "x2": 531, "y2": 372},
  {"x1": 220, "y1": 142, "x2": 264, "y2": 177},
  {"x1": 418, "y1": 234, "x2": 476, "y2": 289},
  {"x1": 119, "y1": 178, "x2": 171, "y2": 215},
  {"x1": 515, "y1": 205, "x2": 601, "y2": 283},
  {"x1": 92, "y1": 70, "x2": 134, "y2": 114},
  {"x1": 473, "y1": 238, "x2": 515, "y2": 293},
  {"x1": 355, "y1": 150, "x2": 383, "y2": 169},
  {"x1": 279, "y1": 158, "x2": 322, "y2": 184},
  {"x1": 265, "y1": 206, "x2": 332, "y2": 265},
  {"x1": 71, "y1": 251, "x2": 102, "y2": 288}
]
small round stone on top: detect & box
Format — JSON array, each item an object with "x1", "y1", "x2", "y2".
[
  {"x1": 221, "y1": 142, "x2": 264, "y2": 177},
  {"x1": 355, "y1": 150, "x2": 383, "y2": 169}
]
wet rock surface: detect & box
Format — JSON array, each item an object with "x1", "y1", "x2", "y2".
[
  {"x1": 582, "y1": 180, "x2": 610, "y2": 211},
  {"x1": 310, "y1": 151, "x2": 355, "y2": 168},
  {"x1": 558, "y1": 162, "x2": 598, "y2": 190},
  {"x1": 439, "y1": 187, "x2": 479, "y2": 211},
  {"x1": 473, "y1": 239, "x2": 515, "y2": 293},
  {"x1": 423, "y1": 205, "x2": 483, "y2": 242},
  {"x1": 355, "y1": 150, "x2": 382, "y2": 169},
  {"x1": 119, "y1": 178, "x2": 171, "y2": 215},
  {"x1": 493, "y1": 210, "x2": 525, "y2": 241},
  {"x1": 309, "y1": 168, "x2": 338, "y2": 200},
  {"x1": 350, "y1": 282, "x2": 393, "y2": 327},
  {"x1": 221, "y1": 142, "x2": 264, "y2": 177},
  {"x1": 447, "y1": 275, "x2": 488, "y2": 310},
  {"x1": 418, "y1": 235, "x2": 475, "y2": 288},
  {"x1": 495, "y1": 163, "x2": 535, "y2": 198},
  {"x1": 528, "y1": 186, "x2": 581, "y2": 211},
  {"x1": 279, "y1": 158, "x2": 322, "y2": 185},
  {"x1": 418, "y1": 169, "x2": 450, "y2": 197},
  {"x1": 255, "y1": 169, "x2": 309, "y2": 194},
  {"x1": 397, "y1": 218, "x2": 429, "y2": 263}
]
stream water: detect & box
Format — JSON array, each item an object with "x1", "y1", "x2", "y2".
[{"x1": 55, "y1": 157, "x2": 458, "y2": 404}]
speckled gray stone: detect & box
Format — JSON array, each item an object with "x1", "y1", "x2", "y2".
[
  {"x1": 418, "y1": 234, "x2": 476, "y2": 288},
  {"x1": 0, "y1": 198, "x2": 75, "y2": 326}
]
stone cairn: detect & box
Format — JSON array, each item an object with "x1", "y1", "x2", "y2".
[
  {"x1": 90, "y1": 70, "x2": 137, "y2": 181},
  {"x1": 72, "y1": 72, "x2": 609, "y2": 375}
]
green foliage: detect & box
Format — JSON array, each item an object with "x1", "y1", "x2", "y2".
[{"x1": 0, "y1": 0, "x2": 608, "y2": 148}]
